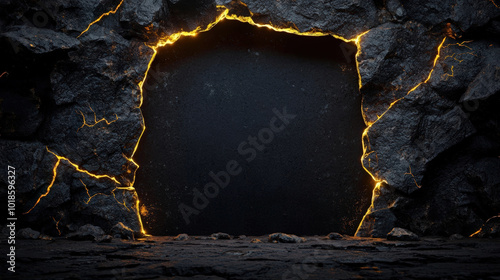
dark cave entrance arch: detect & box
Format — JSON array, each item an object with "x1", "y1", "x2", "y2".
[{"x1": 136, "y1": 20, "x2": 373, "y2": 236}]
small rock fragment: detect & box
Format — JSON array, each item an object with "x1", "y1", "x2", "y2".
[
  {"x1": 211, "y1": 232, "x2": 231, "y2": 240},
  {"x1": 449, "y1": 234, "x2": 465, "y2": 240},
  {"x1": 327, "y1": 232, "x2": 344, "y2": 240},
  {"x1": 387, "y1": 227, "x2": 420, "y2": 241},
  {"x1": 470, "y1": 215, "x2": 500, "y2": 238},
  {"x1": 66, "y1": 224, "x2": 105, "y2": 241},
  {"x1": 18, "y1": 228, "x2": 41, "y2": 240},
  {"x1": 39, "y1": 234, "x2": 53, "y2": 241},
  {"x1": 96, "y1": 235, "x2": 113, "y2": 243},
  {"x1": 174, "y1": 233, "x2": 189, "y2": 241},
  {"x1": 251, "y1": 238, "x2": 262, "y2": 243},
  {"x1": 268, "y1": 233, "x2": 306, "y2": 243},
  {"x1": 195, "y1": 236, "x2": 216, "y2": 240},
  {"x1": 111, "y1": 222, "x2": 135, "y2": 240}
]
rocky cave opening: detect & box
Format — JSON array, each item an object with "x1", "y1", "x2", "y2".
[{"x1": 135, "y1": 20, "x2": 373, "y2": 236}]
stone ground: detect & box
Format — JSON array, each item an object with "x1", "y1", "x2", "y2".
[{"x1": 2, "y1": 236, "x2": 500, "y2": 279}]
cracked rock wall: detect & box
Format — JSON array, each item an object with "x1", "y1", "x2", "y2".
[{"x1": 0, "y1": 0, "x2": 499, "y2": 237}]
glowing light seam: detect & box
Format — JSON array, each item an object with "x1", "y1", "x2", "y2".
[
  {"x1": 52, "y1": 216, "x2": 63, "y2": 236},
  {"x1": 80, "y1": 179, "x2": 107, "y2": 204},
  {"x1": 0, "y1": 71, "x2": 8, "y2": 78},
  {"x1": 77, "y1": 0, "x2": 126, "y2": 38},
  {"x1": 23, "y1": 147, "x2": 120, "y2": 214},
  {"x1": 77, "y1": 105, "x2": 119, "y2": 132},
  {"x1": 360, "y1": 37, "x2": 447, "y2": 183},
  {"x1": 404, "y1": 165, "x2": 422, "y2": 189}
]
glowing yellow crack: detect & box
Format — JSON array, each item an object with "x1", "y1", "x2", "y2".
[
  {"x1": 441, "y1": 40, "x2": 477, "y2": 80},
  {"x1": 24, "y1": 147, "x2": 120, "y2": 214},
  {"x1": 77, "y1": 0, "x2": 125, "y2": 38},
  {"x1": 80, "y1": 179, "x2": 107, "y2": 204},
  {"x1": 360, "y1": 37, "x2": 447, "y2": 183},
  {"x1": 404, "y1": 165, "x2": 422, "y2": 189},
  {"x1": 52, "y1": 215, "x2": 63, "y2": 236},
  {"x1": 77, "y1": 105, "x2": 118, "y2": 132}
]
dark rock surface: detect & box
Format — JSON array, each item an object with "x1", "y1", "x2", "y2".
[
  {"x1": 66, "y1": 224, "x2": 106, "y2": 241},
  {"x1": 2, "y1": 236, "x2": 500, "y2": 279},
  {"x1": 17, "y1": 228, "x2": 41, "y2": 240},
  {"x1": 111, "y1": 222, "x2": 136, "y2": 240},
  {"x1": 174, "y1": 233, "x2": 189, "y2": 241},
  {"x1": 0, "y1": 0, "x2": 499, "y2": 239},
  {"x1": 268, "y1": 232, "x2": 305, "y2": 243},
  {"x1": 387, "y1": 227, "x2": 420, "y2": 241},
  {"x1": 327, "y1": 232, "x2": 343, "y2": 240},
  {"x1": 211, "y1": 232, "x2": 232, "y2": 240},
  {"x1": 472, "y1": 215, "x2": 500, "y2": 238}
]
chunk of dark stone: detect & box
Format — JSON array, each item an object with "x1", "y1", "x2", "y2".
[
  {"x1": 471, "y1": 216, "x2": 500, "y2": 238},
  {"x1": 1, "y1": 26, "x2": 80, "y2": 54},
  {"x1": 95, "y1": 235, "x2": 113, "y2": 243},
  {"x1": 111, "y1": 222, "x2": 135, "y2": 240},
  {"x1": 269, "y1": 233, "x2": 306, "y2": 243},
  {"x1": 387, "y1": 228, "x2": 420, "y2": 241},
  {"x1": 66, "y1": 224, "x2": 105, "y2": 241},
  {"x1": 17, "y1": 228, "x2": 40, "y2": 240},
  {"x1": 174, "y1": 233, "x2": 189, "y2": 241},
  {"x1": 210, "y1": 232, "x2": 232, "y2": 240},
  {"x1": 327, "y1": 232, "x2": 344, "y2": 240},
  {"x1": 449, "y1": 234, "x2": 465, "y2": 240}
]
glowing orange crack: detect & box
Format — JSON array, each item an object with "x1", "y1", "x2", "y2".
[
  {"x1": 0, "y1": 71, "x2": 8, "y2": 78},
  {"x1": 80, "y1": 178, "x2": 134, "y2": 213},
  {"x1": 24, "y1": 147, "x2": 120, "y2": 214},
  {"x1": 77, "y1": 0, "x2": 125, "y2": 38},
  {"x1": 77, "y1": 105, "x2": 119, "y2": 132},
  {"x1": 80, "y1": 179, "x2": 107, "y2": 204},
  {"x1": 404, "y1": 165, "x2": 422, "y2": 189},
  {"x1": 443, "y1": 65, "x2": 455, "y2": 80},
  {"x1": 440, "y1": 40, "x2": 477, "y2": 81},
  {"x1": 52, "y1": 215, "x2": 63, "y2": 236}
]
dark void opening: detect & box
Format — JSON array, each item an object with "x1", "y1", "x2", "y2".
[{"x1": 136, "y1": 20, "x2": 372, "y2": 236}]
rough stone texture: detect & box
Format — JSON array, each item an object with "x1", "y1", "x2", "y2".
[
  {"x1": 174, "y1": 233, "x2": 189, "y2": 241},
  {"x1": 471, "y1": 215, "x2": 500, "y2": 238},
  {"x1": 327, "y1": 232, "x2": 343, "y2": 240},
  {"x1": 268, "y1": 232, "x2": 306, "y2": 243},
  {"x1": 386, "y1": 227, "x2": 420, "y2": 241},
  {"x1": 111, "y1": 222, "x2": 135, "y2": 240},
  {"x1": 66, "y1": 224, "x2": 106, "y2": 241},
  {"x1": 17, "y1": 228, "x2": 41, "y2": 240},
  {"x1": 211, "y1": 232, "x2": 232, "y2": 240},
  {"x1": 0, "y1": 0, "x2": 499, "y2": 239},
  {"x1": 2, "y1": 236, "x2": 500, "y2": 279}
]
